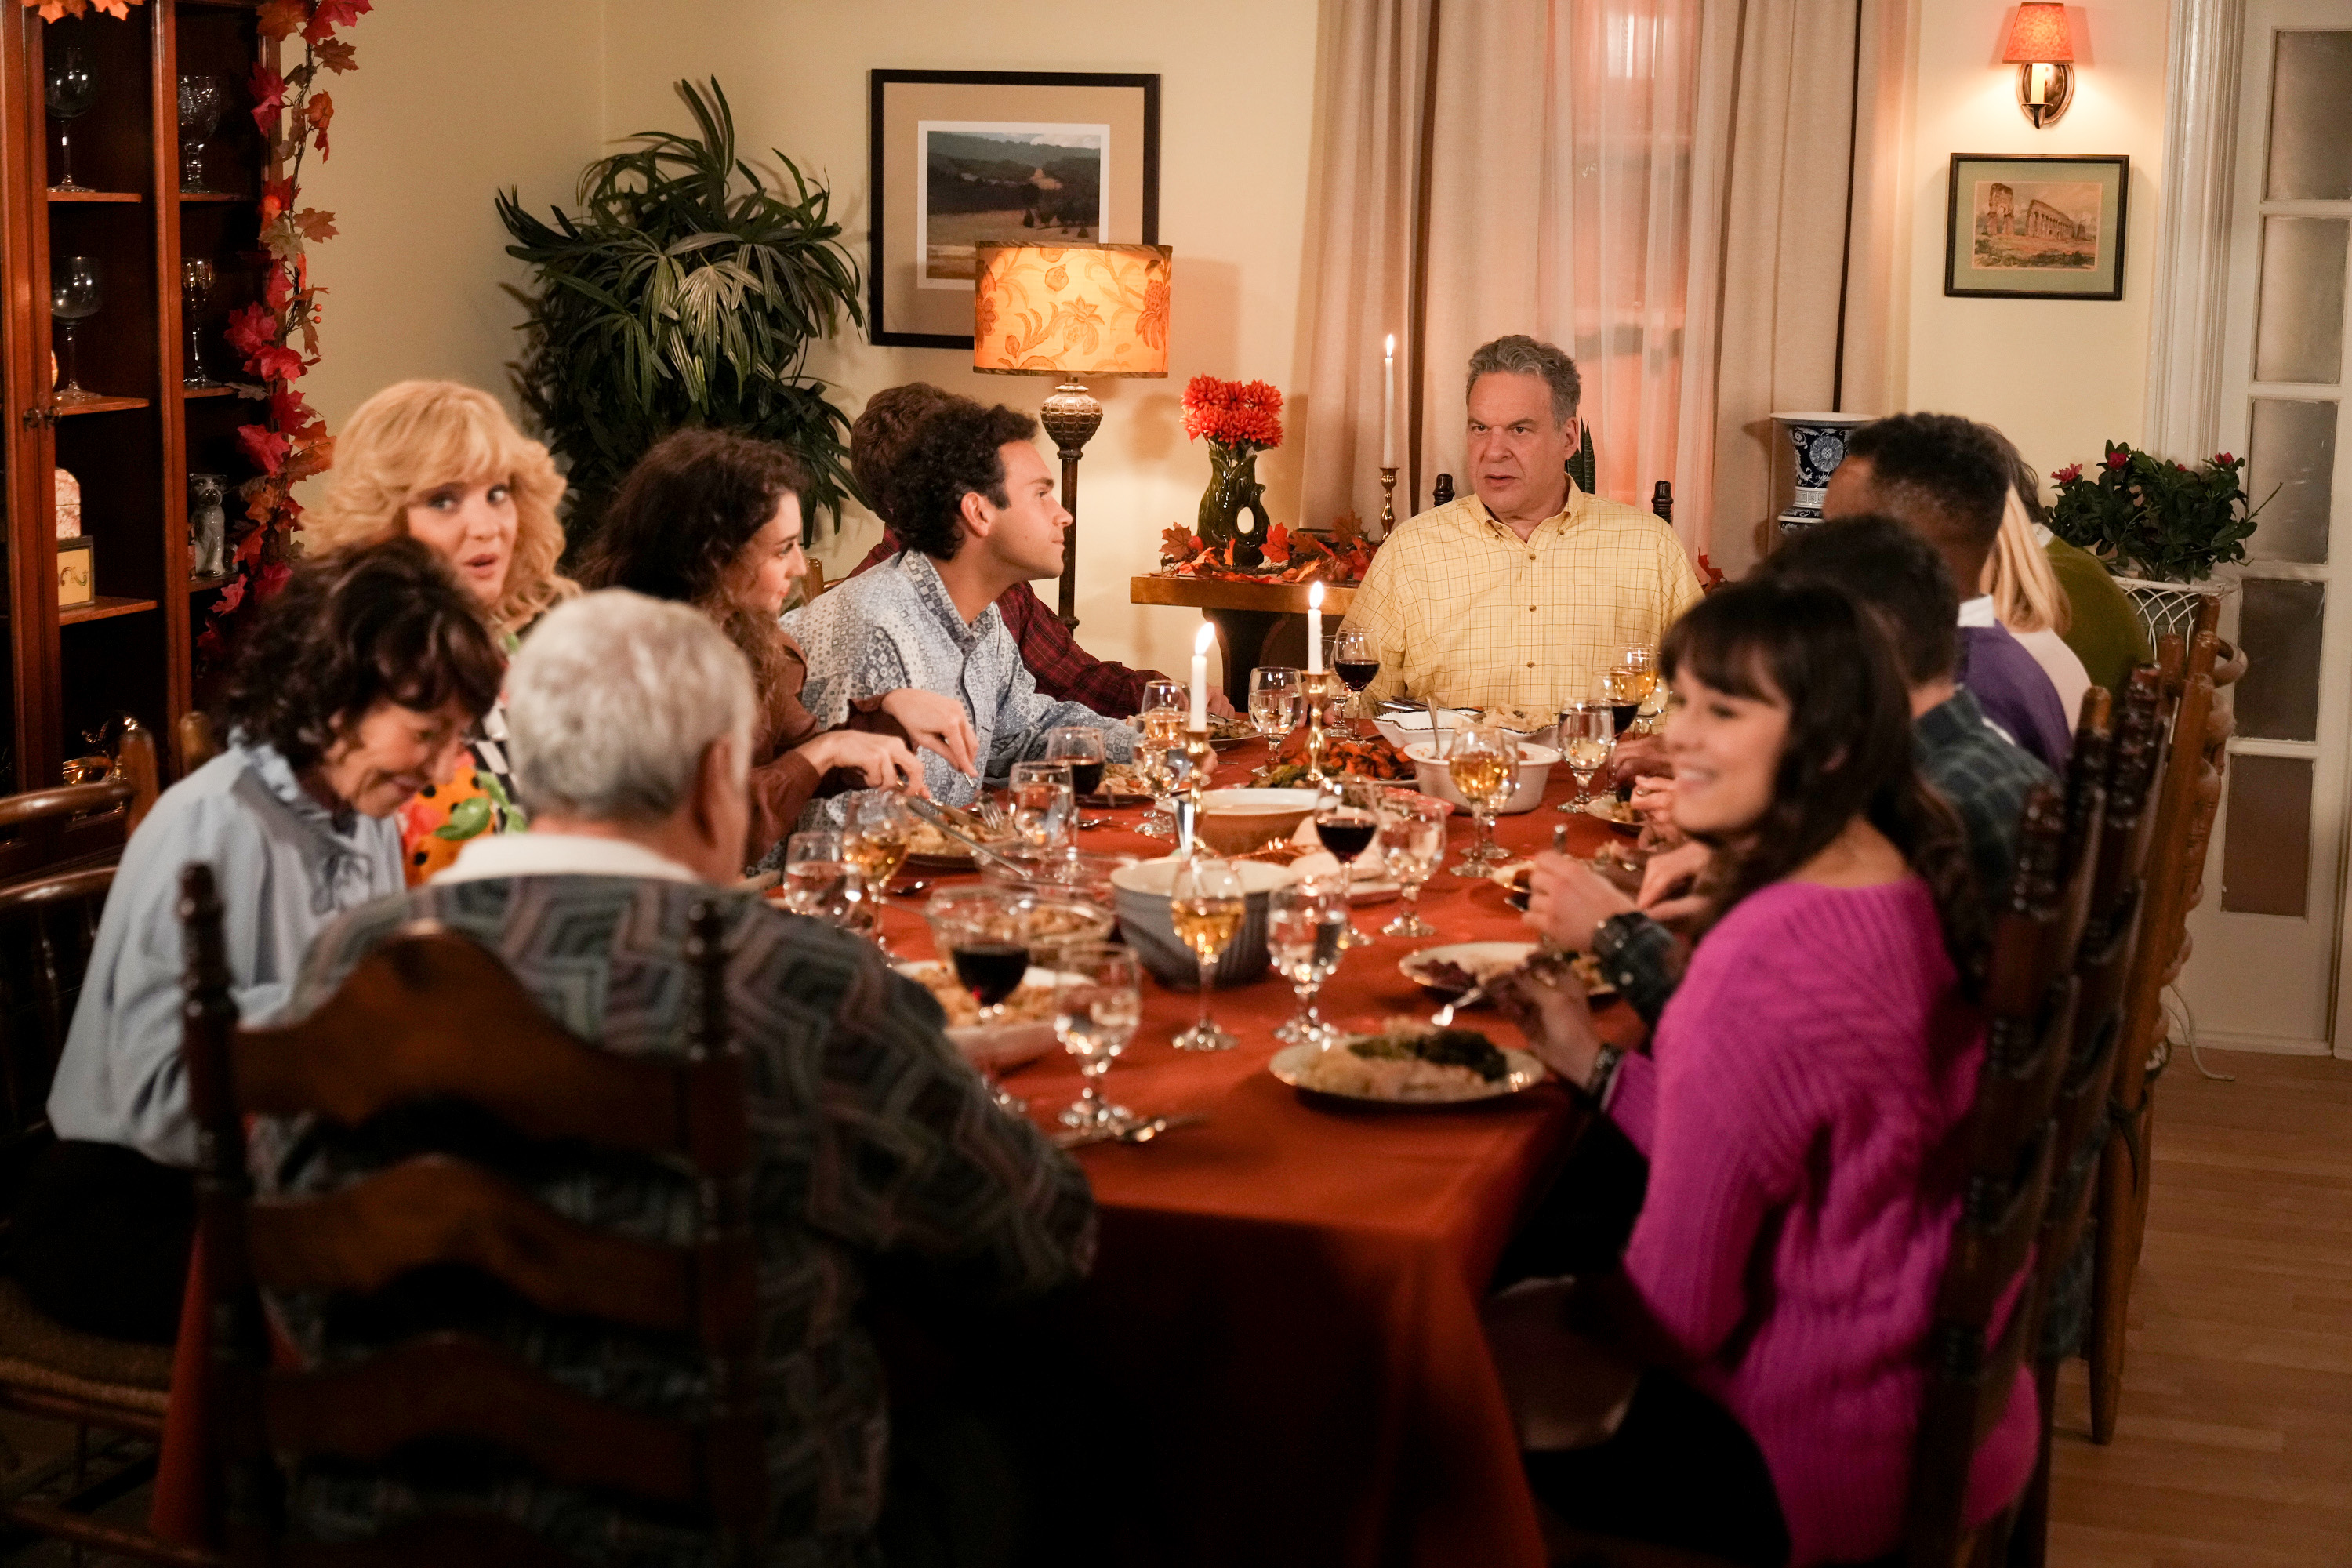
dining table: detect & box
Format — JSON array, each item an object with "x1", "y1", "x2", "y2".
[
  {"x1": 880, "y1": 735, "x2": 1647, "y2": 1568},
  {"x1": 146, "y1": 734, "x2": 1651, "y2": 1568}
]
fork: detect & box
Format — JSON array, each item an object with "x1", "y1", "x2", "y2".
[
  {"x1": 974, "y1": 797, "x2": 1013, "y2": 837},
  {"x1": 1430, "y1": 985, "x2": 1486, "y2": 1030}
]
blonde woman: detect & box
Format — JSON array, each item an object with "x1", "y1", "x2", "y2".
[
  {"x1": 310, "y1": 380, "x2": 576, "y2": 881},
  {"x1": 1982, "y1": 478, "x2": 2092, "y2": 728}
]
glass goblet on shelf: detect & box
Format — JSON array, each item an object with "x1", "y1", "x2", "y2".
[
  {"x1": 1050, "y1": 942, "x2": 1142, "y2": 1131},
  {"x1": 1555, "y1": 701, "x2": 1615, "y2": 811},
  {"x1": 1247, "y1": 666, "x2": 1301, "y2": 746},
  {"x1": 1168, "y1": 855, "x2": 1245, "y2": 1052},
  {"x1": 180, "y1": 256, "x2": 218, "y2": 389},
  {"x1": 1449, "y1": 717, "x2": 1518, "y2": 865},
  {"x1": 1376, "y1": 788, "x2": 1448, "y2": 938},
  {"x1": 177, "y1": 73, "x2": 226, "y2": 195},
  {"x1": 50, "y1": 256, "x2": 103, "y2": 405},
  {"x1": 45, "y1": 47, "x2": 96, "y2": 194},
  {"x1": 1267, "y1": 876, "x2": 1349, "y2": 1048}
]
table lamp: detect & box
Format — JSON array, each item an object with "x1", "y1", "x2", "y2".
[
  {"x1": 974, "y1": 241, "x2": 1173, "y2": 626},
  {"x1": 2002, "y1": 3, "x2": 2075, "y2": 129}
]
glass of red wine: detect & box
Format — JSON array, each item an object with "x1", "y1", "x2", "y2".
[
  {"x1": 1045, "y1": 725, "x2": 1108, "y2": 815},
  {"x1": 1313, "y1": 777, "x2": 1385, "y2": 949},
  {"x1": 1327, "y1": 629, "x2": 1379, "y2": 737},
  {"x1": 924, "y1": 887, "x2": 1035, "y2": 1111}
]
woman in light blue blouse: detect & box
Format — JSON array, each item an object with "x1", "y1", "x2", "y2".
[{"x1": 17, "y1": 538, "x2": 504, "y2": 1341}]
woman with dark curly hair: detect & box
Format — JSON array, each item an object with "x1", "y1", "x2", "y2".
[
  {"x1": 22, "y1": 538, "x2": 502, "y2": 1342},
  {"x1": 575, "y1": 428, "x2": 977, "y2": 866},
  {"x1": 1483, "y1": 577, "x2": 2031, "y2": 1566}
]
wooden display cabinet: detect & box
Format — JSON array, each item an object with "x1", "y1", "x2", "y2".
[{"x1": 0, "y1": 0, "x2": 267, "y2": 795}]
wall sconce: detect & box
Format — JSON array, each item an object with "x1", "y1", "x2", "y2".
[{"x1": 2003, "y1": 4, "x2": 2075, "y2": 129}]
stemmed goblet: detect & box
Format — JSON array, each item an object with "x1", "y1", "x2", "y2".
[
  {"x1": 177, "y1": 73, "x2": 226, "y2": 195},
  {"x1": 181, "y1": 256, "x2": 217, "y2": 389},
  {"x1": 1168, "y1": 856, "x2": 1244, "y2": 1051},
  {"x1": 1556, "y1": 701, "x2": 1614, "y2": 812},
  {"x1": 925, "y1": 885, "x2": 1036, "y2": 1112},
  {"x1": 1267, "y1": 876, "x2": 1349, "y2": 1048},
  {"x1": 1377, "y1": 788, "x2": 1448, "y2": 938},
  {"x1": 45, "y1": 47, "x2": 96, "y2": 194},
  {"x1": 1009, "y1": 760, "x2": 1075, "y2": 851},
  {"x1": 1328, "y1": 629, "x2": 1378, "y2": 736},
  {"x1": 1051, "y1": 942, "x2": 1142, "y2": 1131},
  {"x1": 1313, "y1": 776, "x2": 1383, "y2": 949},
  {"x1": 1622, "y1": 644, "x2": 1661, "y2": 733},
  {"x1": 1449, "y1": 716, "x2": 1517, "y2": 865},
  {"x1": 1135, "y1": 678, "x2": 1185, "y2": 840},
  {"x1": 1044, "y1": 725, "x2": 1107, "y2": 800},
  {"x1": 50, "y1": 256, "x2": 102, "y2": 405},
  {"x1": 779, "y1": 829, "x2": 861, "y2": 928},
  {"x1": 1248, "y1": 666, "x2": 1301, "y2": 746},
  {"x1": 842, "y1": 793, "x2": 912, "y2": 953}
]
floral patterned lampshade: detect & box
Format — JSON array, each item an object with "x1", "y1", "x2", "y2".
[{"x1": 972, "y1": 242, "x2": 1172, "y2": 377}]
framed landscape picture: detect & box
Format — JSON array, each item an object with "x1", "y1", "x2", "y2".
[
  {"x1": 1944, "y1": 154, "x2": 2129, "y2": 300},
  {"x1": 869, "y1": 70, "x2": 1160, "y2": 348}
]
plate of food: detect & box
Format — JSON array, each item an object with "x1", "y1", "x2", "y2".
[
  {"x1": 1207, "y1": 713, "x2": 1256, "y2": 750},
  {"x1": 1270, "y1": 1022, "x2": 1547, "y2": 1106},
  {"x1": 1582, "y1": 797, "x2": 1642, "y2": 834},
  {"x1": 1081, "y1": 761, "x2": 1156, "y2": 808},
  {"x1": 1399, "y1": 941, "x2": 1612, "y2": 1000},
  {"x1": 1250, "y1": 733, "x2": 1417, "y2": 788},
  {"x1": 895, "y1": 960, "x2": 1067, "y2": 1068}
]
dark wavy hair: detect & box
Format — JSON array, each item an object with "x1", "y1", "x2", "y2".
[
  {"x1": 220, "y1": 536, "x2": 504, "y2": 773},
  {"x1": 849, "y1": 383, "x2": 977, "y2": 528},
  {"x1": 572, "y1": 429, "x2": 808, "y2": 705},
  {"x1": 1664, "y1": 576, "x2": 1985, "y2": 984},
  {"x1": 1759, "y1": 514, "x2": 1959, "y2": 685},
  {"x1": 888, "y1": 401, "x2": 1040, "y2": 561}
]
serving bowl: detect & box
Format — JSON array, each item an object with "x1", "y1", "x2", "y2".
[
  {"x1": 1110, "y1": 856, "x2": 1300, "y2": 989},
  {"x1": 1195, "y1": 788, "x2": 1319, "y2": 855},
  {"x1": 1403, "y1": 740, "x2": 1559, "y2": 815},
  {"x1": 1374, "y1": 707, "x2": 1558, "y2": 753}
]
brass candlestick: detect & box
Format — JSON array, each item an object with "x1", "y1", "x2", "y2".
[
  {"x1": 1378, "y1": 466, "x2": 1398, "y2": 536},
  {"x1": 1301, "y1": 670, "x2": 1334, "y2": 784},
  {"x1": 1181, "y1": 727, "x2": 1217, "y2": 804}
]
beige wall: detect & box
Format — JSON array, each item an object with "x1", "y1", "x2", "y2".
[
  {"x1": 596, "y1": 0, "x2": 1323, "y2": 681},
  {"x1": 1896, "y1": 2, "x2": 2172, "y2": 488}
]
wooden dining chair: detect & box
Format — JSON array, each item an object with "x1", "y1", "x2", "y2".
[
  {"x1": 180, "y1": 866, "x2": 764, "y2": 1566},
  {"x1": 2085, "y1": 595, "x2": 2237, "y2": 1445}
]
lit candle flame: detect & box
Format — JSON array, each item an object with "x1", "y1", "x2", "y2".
[{"x1": 1195, "y1": 622, "x2": 1216, "y2": 655}]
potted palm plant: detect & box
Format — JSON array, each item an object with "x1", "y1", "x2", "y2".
[{"x1": 499, "y1": 80, "x2": 864, "y2": 545}]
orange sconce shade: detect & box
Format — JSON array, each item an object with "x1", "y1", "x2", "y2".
[
  {"x1": 2003, "y1": 3, "x2": 2075, "y2": 63},
  {"x1": 972, "y1": 242, "x2": 1173, "y2": 377}
]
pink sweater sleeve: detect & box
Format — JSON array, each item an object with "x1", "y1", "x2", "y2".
[{"x1": 1604, "y1": 1053, "x2": 1657, "y2": 1154}]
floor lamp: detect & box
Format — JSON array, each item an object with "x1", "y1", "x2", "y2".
[{"x1": 973, "y1": 241, "x2": 1173, "y2": 628}]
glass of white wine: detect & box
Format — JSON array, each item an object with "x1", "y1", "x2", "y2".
[
  {"x1": 1267, "y1": 876, "x2": 1349, "y2": 1047},
  {"x1": 843, "y1": 793, "x2": 912, "y2": 953},
  {"x1": 1377, "y1": 788, "x2": 1448, "y2": 938},
  {"x1": 1135, "y1": 680, "x2": 1186, "y2": 840},
  {"x1": 1051, "y1": 942, "x2": 1142, "y2": 1131},
  {"x1": 1556, "y1": 701, "x2": 1615, "y2": 811},
  {"x1": 1169, "y1": 855, "x2": 1245, "y2": 1051},
  {"x1": 1623, "y1": 644, "x2": 1661, "y2": 732},
  {"x1": 1449, "y1": 717, "x2": 1517, "y2": 865},
  {"x1": 1248, "y1": 666, "x2": 1301, "y2": 746}
]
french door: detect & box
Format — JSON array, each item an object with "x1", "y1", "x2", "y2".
[{"x1": 2183, "y1": 0, "x2": 2352, "y2": 1054}]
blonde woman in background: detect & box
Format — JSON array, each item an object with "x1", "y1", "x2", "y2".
[
  {"x1": 308, "y1": 380, "x2": 576, "y2": 882},
  {"x1": 1983, "y1": 472, "x2": 2093, "y2": 728}
]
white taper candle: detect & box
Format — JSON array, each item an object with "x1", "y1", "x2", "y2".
[{"x1": 1191, "y1": 621, "x2": 1214, "y2": 728}]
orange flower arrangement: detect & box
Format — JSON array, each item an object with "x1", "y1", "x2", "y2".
[{"x1": 1180, "y1": 374, "x2": 1283, "y2": 452}]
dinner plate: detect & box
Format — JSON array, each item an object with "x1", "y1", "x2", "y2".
[
  {"x1": 1582, "y1": 797, "x2": 1642, "y2": 835},
  {"x1": 1268, "y1": 1040, "x2": 1548, "y2": 1107},
  {"x1": 894, "y1": 961, "x2": 1065, "y2": 1068},
  {"x1": 1399, "y1": 941, "x2": 1615, "y2": 1000}
]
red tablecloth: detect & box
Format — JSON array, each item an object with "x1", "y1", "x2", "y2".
[{"x1": 154, "y1": 742, "x2": 1644, "y2": 1566}]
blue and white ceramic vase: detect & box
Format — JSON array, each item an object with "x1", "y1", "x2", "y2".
[{"x1": 1771, "y1": 412, "x2": 1871, "y2": 535}]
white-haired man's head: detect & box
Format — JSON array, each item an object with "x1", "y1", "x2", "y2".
[{"x1": 503, "y1": 589, "x2": 754, "y2": 880}]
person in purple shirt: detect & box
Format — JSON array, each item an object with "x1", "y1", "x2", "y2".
[{"x1": 1825, "y1": 412, "x2": 2073, "y2": 771}]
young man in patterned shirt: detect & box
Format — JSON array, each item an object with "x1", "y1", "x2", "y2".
[{"x1": 253, "y1": 590, "x2": 1094, "y2": 1564}]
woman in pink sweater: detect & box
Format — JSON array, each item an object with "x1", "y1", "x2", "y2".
[{"x1": 1493, "y1": 578, "x2": 2038, "y2": 1566}]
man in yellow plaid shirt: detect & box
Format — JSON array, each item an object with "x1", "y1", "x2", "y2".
[{"x1": 1341, "y1": 336, "x2": 1704, "y2": 717}]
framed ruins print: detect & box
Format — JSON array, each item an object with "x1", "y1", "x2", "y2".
[
  {"x1": 869, "y1": 70, "x2": 1161, "y2": 348},
  {"x1": 1945, "y1": 154, "x2": 2129, "y2": 300}
]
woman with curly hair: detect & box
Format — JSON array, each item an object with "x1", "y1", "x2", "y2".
[
  {"x1": 24, "y1": 538, "x2": 503, "y2": 1341},
  {"x1": 1484, "y1": 576, "x2": 2032, "y2": 1566},
  {"x1": 575, "y1": 428, "x2": 978, "y2": 866},
  {"x1": 308, "y1": 379, "x2": 575, "y2": 881}
]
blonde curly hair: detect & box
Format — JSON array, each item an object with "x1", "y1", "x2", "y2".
[{"x1": 310, "y1": 380, "x2": 575, "y2": 635}]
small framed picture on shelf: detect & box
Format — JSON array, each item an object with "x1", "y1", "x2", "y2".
[
  {"x1": 1944, "y1": 154, "x2": 2129, "y2": 300},
  {"x1": 56, "y1": 537, "x2": 94, "y2": 608}
]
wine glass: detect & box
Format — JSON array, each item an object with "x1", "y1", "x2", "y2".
[
  {"x1": 1377, "y1": 788, "x2": 1448, "y2": 938},
  {"x1": 50, "y1": 256, "x2": 102, "y2": 405},
  {"x1": 181, "y1": 256, "x2": 217, "y2": 389},
  {"x1": 1135, "y1": 679, "x2": 1186, "y2": 840},
  {"x1": 1267, "y1": 876, "x2": 1349, "y2": 1048},
  {"x1": 1248, "y1": 666, "x2": 1301, "y2": 746},
  {"x1": 1449, "y1": 717, "x2": 1517, "y2": 865},
  {"x1": 1044, "y1": 726, "x2": 1107, "y2": 804},
  {"x1": 1600, "y1": 666, "x2": 1643, "y2": 741},
  {"x1": 45, "y1": 47, "x2": 96, "y2": 194},
  {"x1": 1050, "y1": 942, "x2": 1142, "y2": 1131},
  {"x1": 1168, "y1": 856, "x2": 1245, "y2": 1051},
  {"x1": 842, "y1": 793, "x2": 911, "y2": 953},
  {"x1": 1009, "y1": 760, "x2": 1075, "y2": 850},
  {"x1": 1622, "y1": 644, "x2": 1661, "y2": 731},
  {"x1": 925, "y1": 886, "x2": 1035, "y2": 1112},
  {"x1": 780, "y1": 829, "x2": 862, "y2": 927},
  {"x1": 177, "y1": 73, "x2": 226, "y2": 195},
  {"x1": 1328, "y1": 629, "x2": 1377, "y2": 735},
  {"x1": 1313, "y1": 777, "x2": 1383, "y2": 949},
  {"x1": 1556, "y1": 702, "x2": 1614, "y2": 812}
]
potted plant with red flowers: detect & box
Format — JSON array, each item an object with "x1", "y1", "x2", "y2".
[
  {"x1": 2049, "y1": 441, "x2": 2270, "y2": 636},
  {"x1": 1183, "y1": 375, "x2": 1283, "y2": 569}
]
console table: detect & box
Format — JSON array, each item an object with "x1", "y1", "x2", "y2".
[{"x1": 1129, "y1": 575, "x2": 1359, "y2": 707}]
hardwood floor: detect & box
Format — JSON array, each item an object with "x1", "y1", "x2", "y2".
[{"x1": 2047, "y1": 1049, "x2": 2352, "y2": 1568}]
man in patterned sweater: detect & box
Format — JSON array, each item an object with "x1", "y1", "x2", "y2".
[{"x1": 252, "y1": 590, "x2": 1094, "y2": 1566}]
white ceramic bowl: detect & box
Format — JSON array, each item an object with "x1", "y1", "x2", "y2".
[
  {"x1": 892, "y1": 960, "x2": 1067, "y2": 1068},
  {"x1": 1375, "y1": 707, "x2": 1558, "y2": 752},
  {"x1": 1404, "y1": 740, "x2": 1559, "y2": 815},
  {"x1": 1194, "y1": 788, "x2": 1320, "y2": 855},
  {"x1": 1110, "y1": 856, "x2": 1300, "y2": 989}
]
